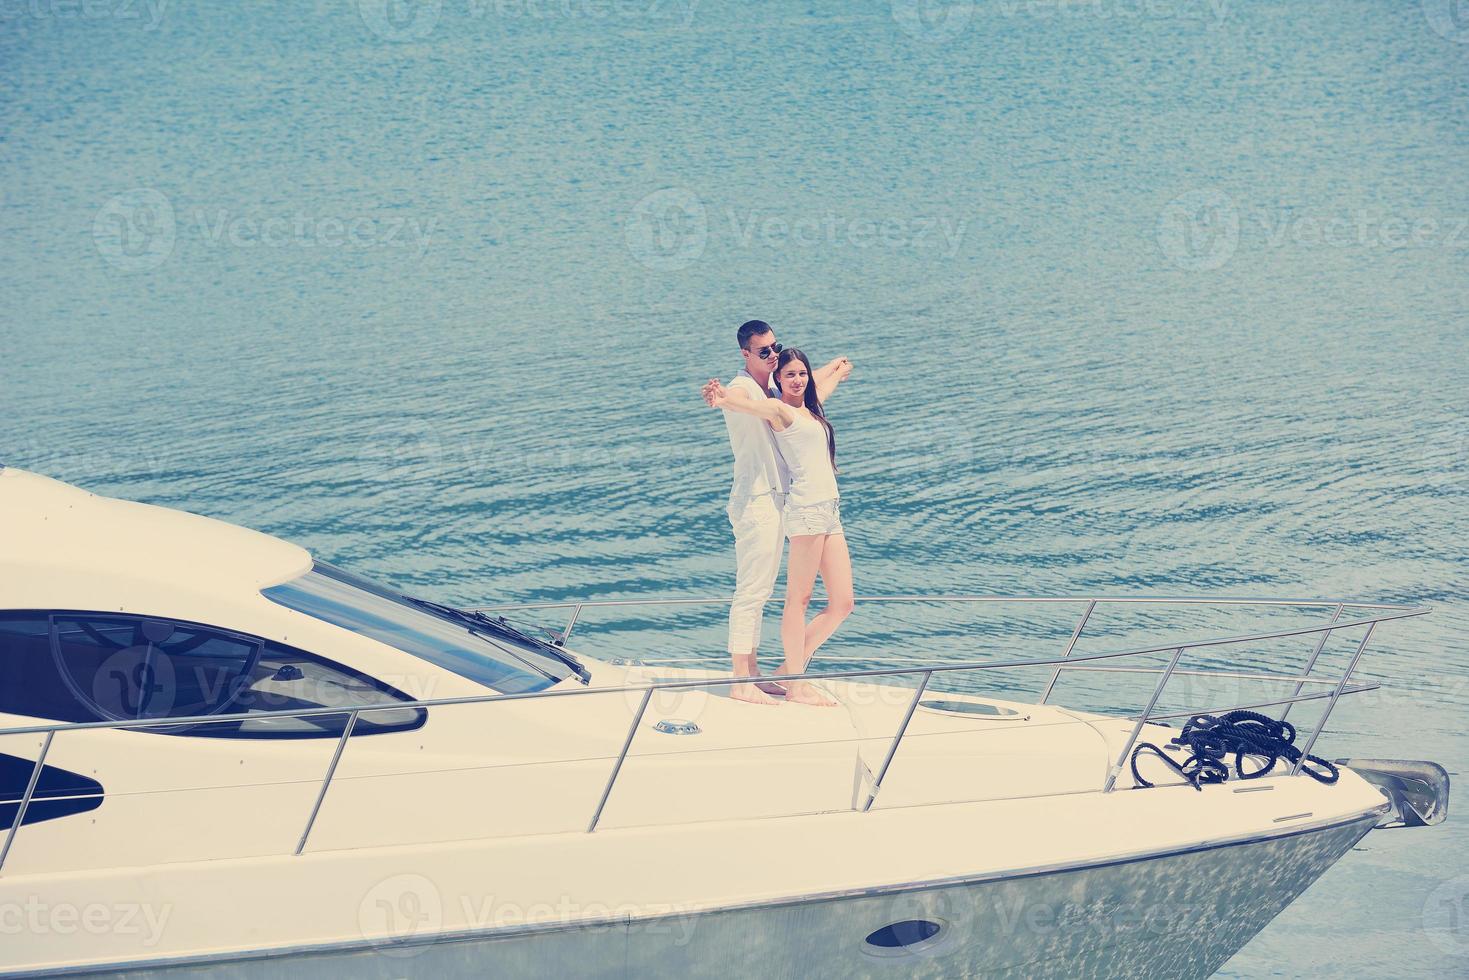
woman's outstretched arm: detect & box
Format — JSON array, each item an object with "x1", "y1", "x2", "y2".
[{"x1": 703, "y1": 379, "x2": 797, "y2": 429}]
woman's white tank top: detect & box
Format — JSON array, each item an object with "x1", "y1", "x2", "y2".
[{"x1": 774, "y1": 410, "x2": 839, "y2": 508}]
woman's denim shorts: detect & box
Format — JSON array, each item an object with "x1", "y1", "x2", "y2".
[{"x1": 783, "y1": 498, "x2": 843, "y2": 538}]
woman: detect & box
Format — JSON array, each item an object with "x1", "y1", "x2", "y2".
[{"x1": 707, "y1": 348, "x2": 853, "y2": 707}]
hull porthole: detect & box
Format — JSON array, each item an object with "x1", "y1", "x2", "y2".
[{"x1": 862, "y1": 918, "x2": 949, "y2": 958}]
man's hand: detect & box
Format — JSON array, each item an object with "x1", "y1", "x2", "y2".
[{"x1": 702, "y1": 378, "x2": 725, "y2": 408}]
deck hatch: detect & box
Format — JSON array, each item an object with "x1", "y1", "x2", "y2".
[{"x1": 917, "y1": 699, "x2": 1028, "y2": 720}]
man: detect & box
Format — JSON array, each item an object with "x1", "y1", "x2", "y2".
[{"x1": 702, "y1": 320, "x2": 852, "y2": 704}]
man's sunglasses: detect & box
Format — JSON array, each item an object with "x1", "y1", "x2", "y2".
[{"x1": 748, "y1": 342, "x2": 783, "y2": 360}]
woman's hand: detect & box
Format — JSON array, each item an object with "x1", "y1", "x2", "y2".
[{"x1": 705, "y1": 380, "x2": 787, "y2": 425}]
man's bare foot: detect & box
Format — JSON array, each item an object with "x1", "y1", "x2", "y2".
[
  {"x1": 782, "y1": 681, "x2": 838, "y2": 707},
  {"x1": 729, "y1": 682, "x2": 781, "y2": 705}
]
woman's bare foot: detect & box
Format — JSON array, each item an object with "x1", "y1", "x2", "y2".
[
  {"x1": 782, "y1": 681, "x2": 838, "y2": 707},
  {"x1": 729, "y1": 682, "x2": 781, "y2": 705}
]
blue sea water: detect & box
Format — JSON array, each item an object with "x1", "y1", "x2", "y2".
[{"x1": 2, "y1": 0, "x2": 1466, "y2": 975}]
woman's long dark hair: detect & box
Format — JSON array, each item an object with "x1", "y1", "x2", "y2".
[{"x1": 774, "y1": 348, "x2": 837, "y2": 473}]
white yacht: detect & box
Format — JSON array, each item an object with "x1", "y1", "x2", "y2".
[{"x1": 0, "y1": 465, "x2": 1448, "y2": 978}]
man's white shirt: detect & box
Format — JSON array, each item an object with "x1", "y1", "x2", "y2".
[{"x1": 723, "y1": 368, "x2": 789, "y2": 501}]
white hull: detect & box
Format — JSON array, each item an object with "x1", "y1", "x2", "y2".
[
  {"x1": 3, "y1": 765, "x2": 1388, "y2": 979},
  {"x1": 10, "y1": 812, "x2": 1377, "y2": 979}
]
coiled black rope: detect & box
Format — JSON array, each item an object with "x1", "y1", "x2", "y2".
[{"x1": 1129, "y1": 709, "x2": 1340, "y2": 790}]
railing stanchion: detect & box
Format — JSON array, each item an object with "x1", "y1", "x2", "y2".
[
  {"x1": 1278, "y1": 603, "x2": 1343, "y2": 722},
  {"x1": 561, "y1": 603, "x2": 585, "y2": 644},
  {"x1": 862, "y1": 670, "x2": 933, "y2": 812},
  {"x1": 295, "y1": 710, "x2": 359, "y2": 856},
  {"x1": 1103, "y1": 647, "x2": 1185, "y2": 793},
  {"x1": 588, "y1": 688, "x2": 651, "y2": 833},
  {"x1": 1290, "y1": 623, "x2": 1376, "y2": 775},
  {"x1": 0, "y1": 731, "x2": 53, "y2": 875},
  {"x1": 1040, "y1": 599, "x2": 1097, "y2": 704}
]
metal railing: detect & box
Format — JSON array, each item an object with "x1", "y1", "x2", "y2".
[{"x1": 0, "y1": 594, "x2": 1429, "y2": 874}]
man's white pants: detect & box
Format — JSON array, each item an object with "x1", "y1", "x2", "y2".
[{"x1": 726, "y1": 492, "x2": 786, "y2": 656}]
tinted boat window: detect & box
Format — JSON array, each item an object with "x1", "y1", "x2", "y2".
[
  {"x1": 220, "y1": 645, "x2": 423, "y2": 738},
  {"x1": 0, "y1": 612, "x2": 423, "y2": 738},
  {"x1": 50, "y1": 613, "x2": 262, "y2": 722},
  {"x1": 261, "y1": 561, "x2": 564, "y2": 695},
  {"x1": 0, "y1": 616, "x2": 91, "y2": 724}
]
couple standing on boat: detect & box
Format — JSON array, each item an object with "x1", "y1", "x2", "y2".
[{"x1": 702, "y1": 320, "x2": 853, "y2": 707}]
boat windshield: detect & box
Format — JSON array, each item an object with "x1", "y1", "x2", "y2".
[{"x1": 262, "y1": 561, "x2": 573, "y2": 695}]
